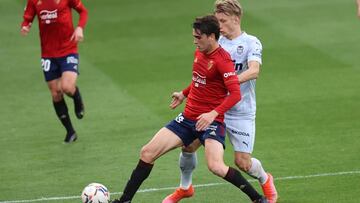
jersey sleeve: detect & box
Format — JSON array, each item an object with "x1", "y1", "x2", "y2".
[
  {"x1": 214, "y1": 58, "x2": 241, "y2": 115},
  {"x1": 70, "y1": 0, "x2": 88, "y2": 28},
  {"x1": 182, "y1": 84, "x2": 191, "y2": 97},
  {"x1": 247, "y1": 38, "x2": 262, "y2": 64},
  {"x1": 21, "y1": 0, "x2": 36, "y2": 27}
]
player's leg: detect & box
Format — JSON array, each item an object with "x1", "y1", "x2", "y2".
[
  {"x1": 162, "y1": 140, "x2": 200, "y2": 203},
  {"x1": 42, "y1": 57, "x2": 77, "y2": 143},
  {"x1": 47, "y1": 79, "x2": 77, "y2": 142},
  {"x1": 113, "y1": 127, "x2": 183, "y2": 203},
  {"x1": 180, "y1": 142, "x2": 199, "y2": 189},
  {"x1": 204, "y1": 138, "x2": 265, "y2": 202},
  {"x1": 226, "y1": 117, "x2": 277, "y2": 202},
  {"x1": 60, "y1": 54, "x2": 84, "y2": 119},
  {"x1": 114, "y1": 113, "x2": 198, "y2": 203}
]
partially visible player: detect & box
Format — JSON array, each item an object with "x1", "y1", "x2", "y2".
[
  {"x1": 162, "y1": 0, "x2": 278, "y2": 203},
  {"x1": 21, "y1": 0, "x2": 88, "y2": 143},
  {"x1": 112, "y1": 15, "x2": 267, "y2": 203},
  {"x1": 357, "y1": 0, "x2": 360, "y2": 18}
]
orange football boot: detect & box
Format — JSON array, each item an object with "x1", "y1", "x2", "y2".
[
  {"x1": 261, "y1": 173, "x2": 278, "y2": 203},
  {"x1": 162, "y1": 185, "x2": 194, "y2": 203}
]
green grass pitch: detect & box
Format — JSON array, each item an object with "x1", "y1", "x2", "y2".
[{"x1": 1, "y1": 0, "x2": 360, "y2": 202}]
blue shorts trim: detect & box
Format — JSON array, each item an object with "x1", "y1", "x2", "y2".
[
  {"x1": 41, "y1": 53, "x2": 79, "y2": 82},
  {"x1": 165, "y1": 113, "x2": 226, "y2": 148}
]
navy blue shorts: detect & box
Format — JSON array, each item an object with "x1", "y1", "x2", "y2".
[
  {"x1": 165, "y1": 113, "x2": 226, "y2": 148},
  {"x1": 41, "y1": 53, "x2": 79, "y2": 82}
]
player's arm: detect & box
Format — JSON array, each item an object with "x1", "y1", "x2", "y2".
[
  {"x1": 238, "y1": 38, "x2": 263, "y2": 83},
  {"x1": 20, "y1": 0, "x2": 36, "y2": 36},
  {"x1": 70, "y1": 0, "x2": 88, "y2": 42},
  {"x1": 238, "y1": 60, "x2": 260, "y2": 83},
  {"x1": 169, "y1": 85, "x2": 190, "y2": 109},
  {"x1": 357, "y1": 0, "x2": 360, "y2": 18}
]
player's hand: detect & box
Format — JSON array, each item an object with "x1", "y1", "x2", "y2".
[
  {"x1": 70, "y1": 26, "x2": 84, "y2": 42},
  {"x1": 195, "y1": 110, "x2": 218, "y2": 131},
  {"x1": 169, "y1": 91, "x2": 185, "y2": 109},
  {"x1": 20, "y1": 25, "x2": 31, "y2": 36}
]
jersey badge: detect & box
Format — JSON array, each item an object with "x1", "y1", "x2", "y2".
[
  {"x1": 237, "y1": 45, "x2": 244, "y2": 55},
  {"x1": 207, "y1": 60, "x2": 214, "y2": 70}
]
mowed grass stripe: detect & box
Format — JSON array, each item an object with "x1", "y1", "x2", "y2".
[{"x1": 1, "y1": 170, "x2": 359, "y2": 203}]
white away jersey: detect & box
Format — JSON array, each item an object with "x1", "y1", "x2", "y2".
[{"x1": 219, "y1": 32, "x2": 262, "y2": 118}]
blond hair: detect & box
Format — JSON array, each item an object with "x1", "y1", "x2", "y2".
[{"x1": 214, "y1": 0, "x2": 242, "y2": 17}]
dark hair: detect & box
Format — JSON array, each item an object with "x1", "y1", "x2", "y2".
[{"x1": 192, "y1": 15, "x2": 220, "y2": 40}]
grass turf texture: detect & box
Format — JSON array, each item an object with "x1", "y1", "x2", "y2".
[{"x1": 1, "y1": 0, "x2": 360, "y2": 202}]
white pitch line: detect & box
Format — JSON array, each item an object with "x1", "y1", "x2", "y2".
[{"x1": 1, "y1": 170, "x2": 359, "y2": 203}]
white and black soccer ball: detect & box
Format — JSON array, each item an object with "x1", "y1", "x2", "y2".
[{"x1": 81, "y1": 183, "x2": 110, "y2": 203}]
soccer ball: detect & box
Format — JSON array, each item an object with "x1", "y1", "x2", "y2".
[{"x1": 81, "y1": 183, "x2": 110, "y2": 203}]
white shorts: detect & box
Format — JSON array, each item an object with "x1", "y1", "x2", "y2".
[{"x1": 224, "y1": 116, "x2": 255, "y2": 153}]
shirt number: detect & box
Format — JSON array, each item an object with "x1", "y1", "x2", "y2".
[{"x1": 41, "y1": 59, "x2": 51, "y2": 72}]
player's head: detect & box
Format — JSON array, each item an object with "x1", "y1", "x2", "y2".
[
  {"x1": 214, "y1": 0, "x2": 242, "y2": 39},
  {"x1": 192, "y1": 15, "x2": 220, "y2": 53}
]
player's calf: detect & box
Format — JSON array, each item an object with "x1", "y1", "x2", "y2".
[{"x1": 72, "y1": 86, "x2": 85, "y2": 119}]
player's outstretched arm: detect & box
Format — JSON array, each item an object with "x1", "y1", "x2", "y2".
[
  {"x1": 357, "y1": 0, "x2": 360, "y2": 18},
  {"x1": 70, "y1": 0, "x2": 88, "y2": 42},
  {"x1": 169, "y1": 91, "x2": 186, "y2": 109},
  {"x1": 21, "y1": 0, "x2": 35, "y2": 37}
]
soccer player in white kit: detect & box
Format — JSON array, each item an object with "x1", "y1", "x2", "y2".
[{"x1": 162, "y1": 0, "x2": 278, "y2": 202}]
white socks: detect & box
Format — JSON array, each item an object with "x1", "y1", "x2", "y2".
[
  {"x1": 179, "y1": 152, "x2": 267, "y2": 187},
  {"x1": 247, "y1": 158, "x2": 268, "y2": 184},
  {"x1": 179, "y1": 151, "x2": 197, "y2": 189}
]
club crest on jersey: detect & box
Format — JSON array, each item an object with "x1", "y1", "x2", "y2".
[
  {"x1": 37, "y1": 0, "x2": 42, "y2": 5},
  {"x1": 207, "y1": 60, "x2": 214, "y2": 70},
  {"x1": 40, "y1": 9, "x2": 58, "y2": 24},
  {"x1": 237, "y1": 45, "x2": 244, "y2": 55}
]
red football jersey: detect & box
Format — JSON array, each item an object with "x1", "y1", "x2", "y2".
[
  {"x1": 22, "y1": 0, "x2": 88, "y2": 57},
  {"x1": 182, "y1": 47, "x2": 241, "y2": 123}
]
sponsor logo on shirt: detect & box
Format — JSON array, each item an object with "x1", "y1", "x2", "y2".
[
  {"x1": 192, "y1": 71, "x2": 206, "y2": 87},
  {"x1": 223, "y1": 71, "x2": 236, "y2": 78},
  {"x1": 40, "y1": 9, "x2": 58, "y2": 24}
]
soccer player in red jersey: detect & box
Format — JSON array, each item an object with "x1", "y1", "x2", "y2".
[
  {"x1": 112, "y1": 15, "x2": 267, "y2": 203},
  {"x1": 20, "y1": 0, "x2": 88, "y2": 143}
]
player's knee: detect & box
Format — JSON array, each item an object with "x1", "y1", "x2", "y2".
[
  {"x1": 182, "y1": 145, "x2": 197, "y2": 153},
  {"x1": 207, "y1": 161, "x2": 227, "y2": 177},
  {"x1": 50, "y1": 90, "x2": 63, "y2": 101},
  {"x1": 182, "y1": 140, "x2": 200, "y2": 153},
  {"x1": 61, "y1": 83, "x2": 75, "y2": 95},
  {"x1": 235, "y1": 158, "x2": 251, "y2": 172},
  {"x1": 140, "y1": 145, "x2": 156, "y2": 163}
]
